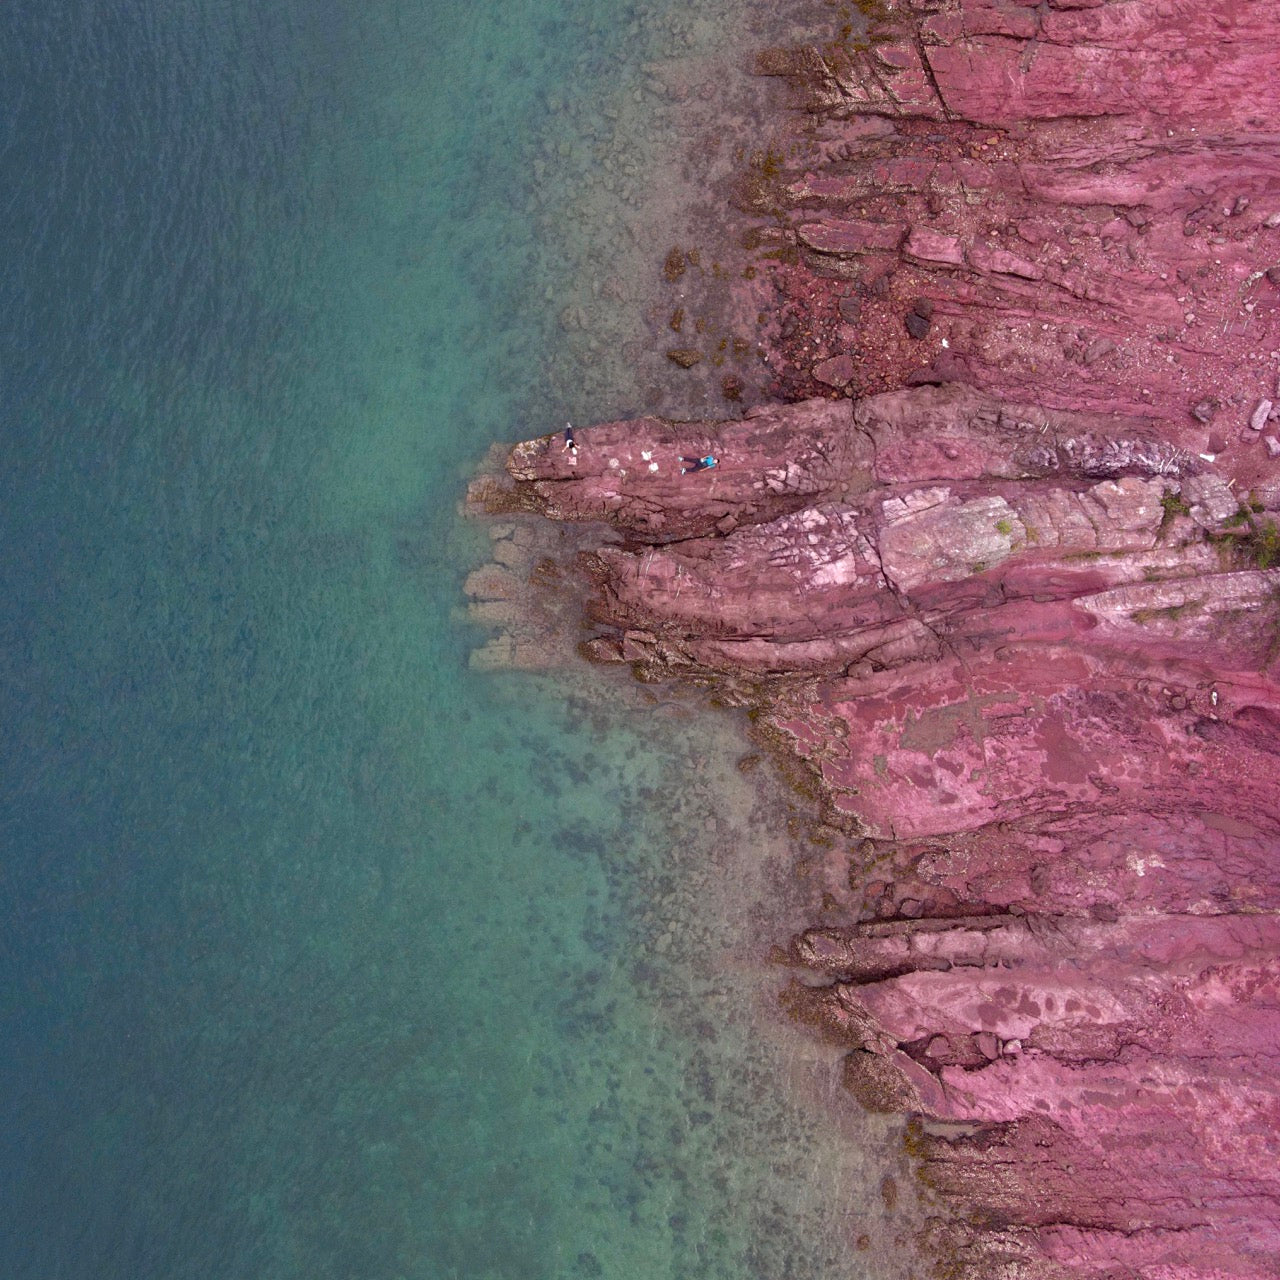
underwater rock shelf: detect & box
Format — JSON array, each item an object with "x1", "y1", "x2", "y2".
[{"x1": 472, "y1": 1, "x2": 1280, "y2": 1275}]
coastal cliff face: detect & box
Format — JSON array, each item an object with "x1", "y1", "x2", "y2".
[{"x1": 471, "y1": 1, "x2": 1280, "y2": 1276}]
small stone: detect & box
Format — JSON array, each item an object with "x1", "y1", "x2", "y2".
[
  {"x1": 838, "y1": 295, "x2": 863, "y2": 323},
  {"x1": 1266, "y1": 436, "x2": 1280, "y2": 457},
  {"x1": 905, "y1": 311, "x2": 931, "y2": 340},
  {"x1": 1250, "y1": 399, "x2": 1272, "y2": 430},
  {"x1": 974, "y1": 1032, "x2": 1001, "y2": 1061},
  {"x1": 1267, "y1": 267, "x2": 1280, "y2": 287},
  {"x1": 898, "y1": 897, "x2": 924, "y2": 918},
  {"x1": 1191, "y1": 399, "x2": 1217, "y2": 424},
  {"x1": 666, "y1": 347, "x2": 702, "y2": 368},
  {"x1": 1082, "y1": 337, "x2": 1117, "y2": 365},
  {"x1": 813, "y1": 353, "x2": 855, "y2": 388}
]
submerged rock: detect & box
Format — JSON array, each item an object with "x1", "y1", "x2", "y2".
[{"x1": 666, "y1": 346, "x2": 702, "y2": 368}]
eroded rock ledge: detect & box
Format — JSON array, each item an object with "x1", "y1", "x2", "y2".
[
  {"x1": 475, "y1": 386, "x2": 1280, "y2": 1277},
  {"x1": 471, "y1": 1, "x2": 1280, "y2": 1275}
]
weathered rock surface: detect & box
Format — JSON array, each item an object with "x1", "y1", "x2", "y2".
[
  {"x1": 478, "y1": 384, "x2": 1280, "y2": 1277},
  {"x1": 471, "y1": 1, "x2": 1280, "y2": 1275},
  {"x1": 743, "y1": 0, "x2": 1280, "y2": 494}
]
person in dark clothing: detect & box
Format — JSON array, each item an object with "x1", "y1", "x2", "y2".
[
  {"x1": 562, "y1": 422, "x2": 578, "y2": 455},
  {"x1": 680, "y1": 454, "x2": 717, "y2": 475}
]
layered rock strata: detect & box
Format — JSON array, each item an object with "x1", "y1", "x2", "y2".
[
  {"x1": 471, "y1": 1, "x2": 1280, "y2": 1275},
  {"x1": 742, "y1": 0, "x2": 1280, "y2": 475},
  {"x1": 477, "y1": 388, "x2": 1280, "y2": 1277}
]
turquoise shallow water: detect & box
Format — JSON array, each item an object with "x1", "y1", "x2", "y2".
[{"x1": 0, "y1": 1, "x2": 916, "y2": 1276}]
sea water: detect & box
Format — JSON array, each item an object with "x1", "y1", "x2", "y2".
[{"x1": 0, "y1": 1, "x2": 920, "y2": 1277}]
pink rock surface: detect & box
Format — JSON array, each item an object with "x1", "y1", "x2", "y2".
[
  {"x1": 752, "y1": 0, "x2": 1280, "y2": 502},
  {"x1": 479, "y1": 2, "x2": 1280, "y2": 1274},
  {"x1": 491, "y1": 381, "x2": 1280, "y2": 1276}
]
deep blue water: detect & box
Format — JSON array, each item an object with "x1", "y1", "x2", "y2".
[{"x1": 0, "y1": 2, "x2": 909, "y2": 1277}]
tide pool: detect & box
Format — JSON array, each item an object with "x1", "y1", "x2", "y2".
[{"x1": 0, "y1": 1, "x2": 917, "y2": 1276}]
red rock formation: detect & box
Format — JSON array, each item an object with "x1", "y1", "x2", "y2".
[
  {"x1": 747, "y1": 0, "x2": 1280, "y2": 485},
  {"x1": 472, "y1": 1, "x2": 1280, "y2": 1274},
  {"x1": 483, "y1": 384, "x2": 1280, "y2": 1276}
]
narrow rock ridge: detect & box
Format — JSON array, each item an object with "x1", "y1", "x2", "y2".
[{"x1": 469, "y1": 1, "x2": 1280, "y2": 1275}]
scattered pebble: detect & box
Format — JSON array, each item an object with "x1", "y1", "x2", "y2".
[
  {"x1": 904, "y1": 311, "x2": 931, "y2": 340},
  {"x1": 1083, "y1": 337, "x2": 1117, "y2": 366}
]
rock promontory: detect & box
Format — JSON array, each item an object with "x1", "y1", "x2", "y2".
[{"x1": 471, "y1": 1, "x2": 1280, "y2": 1274}]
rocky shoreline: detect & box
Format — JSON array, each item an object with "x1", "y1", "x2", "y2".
[{"x1": 470, "y1": 1, "x2": 1280, "y2": 1276}]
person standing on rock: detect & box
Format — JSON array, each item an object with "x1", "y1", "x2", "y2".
[
  {"x1": 680, "y1": 453, "x2": 717, "y2": 475},
  {"x1": 562, "y1": 422, "x2": 578, "y2": 457}
]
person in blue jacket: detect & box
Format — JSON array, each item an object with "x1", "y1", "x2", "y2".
[{"x1": 680, "y1": 453, "x2": 717, "y2": 475}]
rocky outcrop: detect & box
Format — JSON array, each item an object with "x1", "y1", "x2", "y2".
[
  {"x1": 470, "y1": 1, "x2": 1280, "y2": 1275},
  {"x1": 478, "y1": 385, "x2": 1280, "y2": 1276},
  {"x1": 743, "y1": 0, "x2": 1280, "y2": 489}
]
